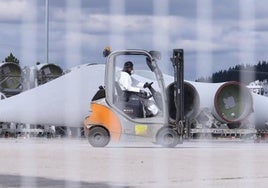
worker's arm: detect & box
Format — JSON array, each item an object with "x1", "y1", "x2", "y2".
[
  {"x1": 119, "y1": 72, "x2": 140, "y2": 93},
  {"x1": 132, "y1": 77, "x2": 145, "y2": 89}
]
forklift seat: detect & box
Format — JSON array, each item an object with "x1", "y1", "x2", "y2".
[
  {"x1": 114, "y1": 81, "x2": 144, "y2": 118},
  {"x1": 114, "y1": 82, "x2": 124, "y2": 99}
]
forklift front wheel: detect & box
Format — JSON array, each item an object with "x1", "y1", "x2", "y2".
[
  {"x1": 88, "y1": 126, "x2": 110, "y2": 147},
  {"x1": 156, "y1": 127, "x2": 179, "y2": 148}
]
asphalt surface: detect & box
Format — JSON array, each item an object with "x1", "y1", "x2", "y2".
[{"x1": 0, "y1": 138, "x2": 268, "y2": 188}]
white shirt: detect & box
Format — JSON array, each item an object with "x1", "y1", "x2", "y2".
[{"x1": 118, "y1": 71, "x2": 143, "y2": 93}]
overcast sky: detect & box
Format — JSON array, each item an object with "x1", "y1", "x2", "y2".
[{"x1": 0, "y1": 0, "x2": 267, "y2": 80}]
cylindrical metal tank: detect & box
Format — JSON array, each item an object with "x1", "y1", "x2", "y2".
[
  {"x1": 0, "y1": 62, "x2": 22, "y2": 97},
  {"x1": 167, "y1": 81, "x2": 200, "y2": 120},
  {"x1": 213, "y1": 81, "x2": 253, "y2": 124},
  {"x1": 189, "y1": 81, "x2": 253, "y2": 128},
  {"x1": 36, "y1": 64, "x2": 63, "y2": 85}
]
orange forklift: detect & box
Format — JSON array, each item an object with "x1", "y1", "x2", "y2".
[{"x1": 84, "y1": 49, "x2": 185, "y2": 147}]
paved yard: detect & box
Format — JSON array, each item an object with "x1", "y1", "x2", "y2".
[{"x1": 0, "y1": 138, "x2": 267, "y2": 187}]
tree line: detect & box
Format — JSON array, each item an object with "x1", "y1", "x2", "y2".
[
  {"x1": 1, "y1": 53, "x2": 20, "y2": 64},
  {"x1": 196, "y1": 61, "x2": 268, "y2": 84}
]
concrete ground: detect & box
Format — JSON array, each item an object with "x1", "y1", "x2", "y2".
[{"x1": 0, "y1": 138, "x2": 268, "y2": 188}]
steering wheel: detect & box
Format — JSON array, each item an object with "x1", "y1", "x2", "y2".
[
  {"x1": 148, "y1": 82, "x2": 153, "y2": 88},
  {"x1": 136, "y1": 91, "x2": 153, "y2": 99},
  {"x1": 144, "y1": 82, "x2": 154, "y2": 89}
]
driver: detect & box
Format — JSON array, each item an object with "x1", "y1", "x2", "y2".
[{"x1": 118, "y1": 61, "x2": 159, "y2": 117}]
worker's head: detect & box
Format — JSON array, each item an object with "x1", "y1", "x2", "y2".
[{"x1": 123, "y1": 61, "x2": 134, "y2": 74}]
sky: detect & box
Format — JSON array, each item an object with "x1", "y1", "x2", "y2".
[{"x1": 0, "y1": 0, "x2": 267, "y2": 81}]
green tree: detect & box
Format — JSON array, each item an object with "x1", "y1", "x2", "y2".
[{"x1": 4, "y1": 53, "x2": 20, "y2": 64}]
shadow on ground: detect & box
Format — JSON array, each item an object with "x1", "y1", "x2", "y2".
[{"x1": 0, "y1": 174, "x2": 132, "y2": 188}]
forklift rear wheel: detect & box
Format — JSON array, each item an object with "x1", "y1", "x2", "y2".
[
  {"x1": 156, "y1": 127, "x2": 179, "y2": 148},
  {"x1": 88, "y1": 126, "x2": 110, "y2": 147}
]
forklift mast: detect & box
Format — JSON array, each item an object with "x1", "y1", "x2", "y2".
[{"x1": 171, "y1": 49, "x2": 184, "y2": 129}]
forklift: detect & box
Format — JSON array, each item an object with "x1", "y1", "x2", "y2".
[{"x1": 84, "y1": 48, "x2": 185, "y2": 147}]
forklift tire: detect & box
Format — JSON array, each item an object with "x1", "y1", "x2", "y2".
[
  {"x1": 88, "y1": 126, "x2": 110, "y2": 147},
  {"x1": 156, "y1": 127, "x2": 179, "y2": 148}
]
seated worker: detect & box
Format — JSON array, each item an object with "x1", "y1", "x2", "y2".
[{"x1": 118, "y1": 61, "x2": 159, "y2": 117}]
